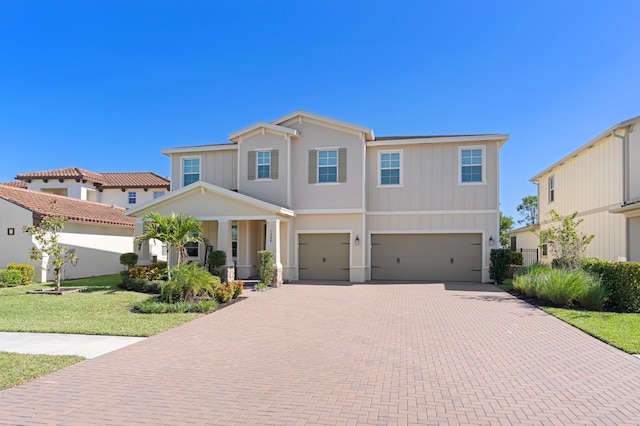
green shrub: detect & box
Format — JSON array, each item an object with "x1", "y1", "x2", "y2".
[
  {"x1": 257, "y1": 250, "x2": 274, "y2": 286},
  {"x1": 118, "y1": 272, "x2": 163, "y2": 294},
  {"x1": 510, "y1": 251, "x2": 523, "y2": 266},
  {"x1": 134, "y1": 297, "x2": 218, "y2": 314},
  {"x1": 6, "y1": 263, "x2": 35, "y2": 285},
  {"x1": 160, "y1": 263, "x2": 220, "y2": 303},
  {"x1": 119, "y1": 252, "x2": 138, "y2": 269},
  {"x1": 231, "y1": 280, "x2": 243, "y2": 298},
  {"x1": 577, "y1": 278, "x2": 607, "y2": 311},
  {"x1": 128, "y1": 262, "x2": 167, "y2": 281},
  {"x1": 489, "y1": 248, "x2": 511, "y2": 284},
  {"x1": 552, "y1": 257, "x2": 574, "y2": 269},
  {"x1": 207, "y1": 249, "x2": 227, "y2": 275},
  {"x1": 537, "y1": 269, "x2": 586, "y2": 306},
  {"x1": 0, "y1": 269, "x2": 23, "y2": 287},
  {"x1": 582, "y1": 259, "x2": 640, "y2": 312},
  {"x1": 513, "y1": 273, "x2": 542, "y2": 297}
]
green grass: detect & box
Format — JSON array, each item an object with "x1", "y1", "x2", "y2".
[
  {"x1": 0, "y1": 275, "x2": 205, "y2": 337},
  {"x1": 0, "y1": 352, "x2": 85, "y2": 390},
  {"x1": 542, "y1": 307, "x2": 640, "y2": 354}
]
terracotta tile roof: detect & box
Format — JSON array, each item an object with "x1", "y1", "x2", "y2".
[
  {"x1": 14, "y1": 168, "x2": 169, "y2": 189},
  {"x1": 16, "y1": 167, "x2": 109, "y2": 185},
  {"x1": 99, "y1": 172, "x2": 170, "y2": 189},
  {"x1": 0, "y1": 185, "x2": 135, "y2": 228},
  {"x1": 0, "y1": 181, "x2": 28, "y2": 188}
]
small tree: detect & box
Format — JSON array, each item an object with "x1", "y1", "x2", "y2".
[
  {"x1": 119, "y1": 252, "x2": 138, "y2": 270},
  {"x1": 538, "y1": 210, "x2": 594, "y2": 269},
  {"x1": 500, "y1": 212, "x2": 514, "y2": 247},
  {"x1": 23, "y1": 200, "x2": 78, "y2": 291},
  {"x1": 257, "y1": 250, "x2": 274, "y2": 287},
  {"x1": 517, "y1": 195, "x2": 538, "y2": 225}
]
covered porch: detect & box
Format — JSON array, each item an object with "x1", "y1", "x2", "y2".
[{"x1": 128, "y1": 182, "x2": 295, "y2": 285}]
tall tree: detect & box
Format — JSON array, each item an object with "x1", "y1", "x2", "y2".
[
  {"x1": 500, "y1": 212, "x2": 514, "y2": 247},
  {"x1": 23, "y1": 200, "x2": 78, "y2": 291},
  {"x1": 135, "y1": 212, "x2": 205, "y2": 279},
  {"x1": 517, "y1": 195, "x2": 538, "y2": 225}
]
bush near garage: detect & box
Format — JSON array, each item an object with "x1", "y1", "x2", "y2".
[
  {"x1": 490, "y1": 248, "x2": 511, "y2": 285},
  {"x1": 582, "y1": 259, "x2": 640, "y2": 313},
  {"x1": 6, "y1": 263, "x2": 35, "y2": 285},
  {"x1": 510, "y1": 251, "x2": 523, "y2": 266}
]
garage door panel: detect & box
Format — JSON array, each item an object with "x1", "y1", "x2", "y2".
[
  {"x1": 299, "y1": 234, "x2": 350, "y2": 280},
  {"x1": 371, "y1": 234, "x2": 481, "y2": 282}
]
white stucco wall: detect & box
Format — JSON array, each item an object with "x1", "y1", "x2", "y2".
[{"x1": 0, "y1": 200, "x2": 41, "y2": 273}]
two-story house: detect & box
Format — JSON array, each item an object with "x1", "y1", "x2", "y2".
[
  {"x1": 508, "y1": 115, "x2": 640, "y2": 263},
  {"x1": 11, "y1": 168, "x2": 170, "y2": 208},
  {"x1": 128, "y1": 111, "x2": 508, "y2": 284}
]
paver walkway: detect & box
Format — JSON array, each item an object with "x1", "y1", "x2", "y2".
[{"x1": 1, "y1": 282, "x2": 638, "y2": 425}]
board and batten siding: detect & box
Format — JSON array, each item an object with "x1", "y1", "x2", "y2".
[
  {"x1": 366, "y1": 142, "x2": 500, "y2": 212},
  {"x1": 170, "y1": 149, "x2": 237, "y2": 190},
  {"x1": 537, "y1": 133, "x2": 628, "y2": 262}
]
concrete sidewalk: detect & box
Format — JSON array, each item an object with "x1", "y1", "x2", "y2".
[{"x1": 0, "y1": 332, "x2": 145, "y2": 359}]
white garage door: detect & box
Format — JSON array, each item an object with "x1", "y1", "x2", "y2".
[
  {"x1": 299, "y1": 233, "x2": 350, "y2": 280},
  {"x1": 371, "y1": 234, "x2": 482, "y2": 281}
]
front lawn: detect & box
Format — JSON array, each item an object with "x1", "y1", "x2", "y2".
[
  {"x1": 0, "y1": 352, "x2": 85, "y2": 390},
  {"x1": 0, "y1": 275, "x2": 204, "y2": 337},
  {"x1": 542, "y1": 307, "x2": 640, "y2": 354}
]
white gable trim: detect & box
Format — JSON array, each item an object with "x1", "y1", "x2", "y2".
[
  {"x1": 161, "y1": 144, "x2": 237, "y2": 156},
  {"x1": 228, "y1": 122, "x2": 298, "y2": 143},
  {"x1": 272, "y1": 110, "x2": 375, "y2": 141}
]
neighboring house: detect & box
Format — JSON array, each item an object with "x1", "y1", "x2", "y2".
[
  {"x1": 0, "y1": 185, "x2": 135, "y2": 282},
  {"x1": 8, "y1": 167, "x2": 170, "y2": 208},
  {"x1": 507, "y1": 225, "x2": 541, "y2": 266},
  {"x1": 509, "y1": 115, "x2": 640, "y2": 264},
  {"x1": 128, "y1": 111, "x2": 508, "y2": 283}
]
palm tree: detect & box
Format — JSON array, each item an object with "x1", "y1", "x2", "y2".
[{"x1": 135, "y1": 212, "x2": 205, "y2": 279}]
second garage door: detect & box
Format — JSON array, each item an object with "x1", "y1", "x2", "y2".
[
  {"x1": 299, "y1": 233, "x2": 350, "y2": 280},
  {"x1": 371, "y1": 233, "x2": 482, "y2": 282}
]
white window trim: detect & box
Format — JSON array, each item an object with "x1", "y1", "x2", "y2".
[
  {"x1": 458, "y1": 145, "x2": 486, "y2": 185},
  {"x1": 181, "y1": 155, "x2": 201, "y2": 187},
  {"x1": 377, "y1": 149, "x2": 403, "y2": 187},
  {"x1": 316, "y1": 148, "x2": 339, "y2": 184},
  {"x1": 255, "y1": 149, "x2": 272, "y2": 181},
  {"x1": 128, "y1": 191, "x2": 137, "y2": 204},
  {"x1": 548, "y1": 175, "x2": 555, "y2": 203}
]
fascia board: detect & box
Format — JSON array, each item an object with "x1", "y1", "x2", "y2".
[
  {"x1": 228, "y1": 122, "x2": 298, "y2": 142},
  {"x1": 366, "y1": 134, "x2": 509, "y2": 148},
  {"x1": 272, "y1": 110, "x2": 375, "y2": 141},
  {"x1": 161, "y1": 144, "x2": 237, "y2": 156}
]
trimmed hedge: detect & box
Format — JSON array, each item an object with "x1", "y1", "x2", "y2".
[
  {"x1": 7, "y1": 263, "x2": 35, "y2": 285},
  {"x1": 0, "y1": 269, "x2": 24, "y2": 287},
  {"x1": 582, "y1": 259, "x2": 640, "y2": 313},
  {"x1": 510, "y1": 251, "x2": 523, "y2": 266}
]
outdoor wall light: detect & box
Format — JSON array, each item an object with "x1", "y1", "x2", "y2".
[
  {"x1": 355, "y1": 235, "x2": 360, "y2": 246},
  {"x1": 7, "y1": 228, "x2": 14, "y2": 236},
  {"x1": 489, "y1": 236, "x2": 495, "y2": 246}
]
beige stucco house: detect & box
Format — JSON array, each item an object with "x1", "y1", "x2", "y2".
[
  {"x1": 0, "y1": 185, "x2": 135, "y2": 282},
  {"x1": 128, "y1": 111, "x2": 508, "y2": 283},
  {"x1": 509, "y1": 115, "x2": 640, "y2": 264}
]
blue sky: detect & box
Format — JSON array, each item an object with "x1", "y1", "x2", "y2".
[{"x1": 1, "y1": 1, "x2": 639, "y2": 221}]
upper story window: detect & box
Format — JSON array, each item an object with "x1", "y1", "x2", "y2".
[
  {"x1": 153, "y1": 191, "x2": 164, "y2": 199},
  {"x1": 308, "y1": 148, "x2": 346, "y2": 184},
  {"x1": 318, "y1": 149, "x2": 338, "y2": 183},
  {"x1": 182, "y1": 157, "x2": 200, "y2": 186},
  {"x1": 128, "y1": 191, "x2": 137, "y2": 204},
  {"x1": 247, "y1": 150, "x2": 278, "y2": 180},
  {"x1": 379, "y1": 151, "x2": 402, "y2": 186},
  {"x1": 459, "y1": 146, "x2": 485, "y2": 184},
  {"x1": 257, "y1": 151, "x2": 271, "y2": 179},
  {"x1": 549, "y1": 176, "x2": 555, "y2": 202}
]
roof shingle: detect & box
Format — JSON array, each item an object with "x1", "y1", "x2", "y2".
[
  {"x1": 0, "y1": 186, "x2": 135, "y2": 228},
  {"x1": 14, "y1": 168, "x2": 169, "y2": 189}
]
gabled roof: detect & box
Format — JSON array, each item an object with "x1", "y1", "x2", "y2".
[
  {"x1": 0, "y1": 181, "x2": 28, "y2": 189},
  {"x1": 531, "y1": 115, "x2": 640, "y2": 182},
  {"x1": 127, "y1": 181, "x2": 295, "y2": 218},
  {"x1": 0, "y1": 186, "x2": 135, "y2": 228},
  {"x1": 14, "y1": 168, "x2": 169, "y2": 189},
  {"x1": 272, "y1": 110, "x2": 375, "y2": 141},
  {"x1": 228, "y1": 122, "x2": 298, "y2": 143}
]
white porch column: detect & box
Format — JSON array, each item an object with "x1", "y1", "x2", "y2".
[
  {"x1": 217, "y1": 220, "x2": 235, "y2": 282},
  {"x1": 265, "y1": 218, "x2": 283, "y2": 287},
  {"x1": 134, "y1": 220, "x2": 151, "y2": 265}
]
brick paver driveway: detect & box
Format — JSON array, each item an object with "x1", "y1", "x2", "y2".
[{"x1": 1, "y1": 282, "x2": 639, "y2": 425}]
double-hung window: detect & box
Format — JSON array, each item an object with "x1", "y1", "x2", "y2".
[
  {"x1": 257, "y1": 151, "x2": 271, "y2": 179},
  {"x1": 183, "y1": 157, "x2": 200, "y2": 186},
  {"x1": 128, "y1": 191, "x2": 137, "y2": 204},
  {"x1": 185, "y1": 231, "x2": 199, "y2": 258},
  {"x1": 379, "y1": 151, "x2": 402, "y2": 186},
  {"x1": 549, "y1": 176, "x2": 555, "y2": 202},
  {"x1": 459, "y1": 147, "x2": 485, "y2": 184},
  {"x1": 318, "y1": 149, "x2": 338, "y2": 183}
]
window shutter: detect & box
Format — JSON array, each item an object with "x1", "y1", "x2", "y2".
[
  {"x1": 308, "y1": 150, "x2": 317, "y2": 184},
  {"x1": 247, "y1": 151, "x2": 256, "y2": 180},
  {"x1": 338, "y1": 148, "x2": 347, "y2": 183},
  {"x1": 270, "y1": 150, "x2": 279, "y2": 179}
]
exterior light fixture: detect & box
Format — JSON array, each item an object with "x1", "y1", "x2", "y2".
[
  {"x1": 489, "y1": 236, "x2": 495, "y2": 246},
  {"x1": 355, "y1": 235, "x2": 360, "y2": 246},
  {"x1": 7, "y1": 228, "x2": 14, "y2": 236}
]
